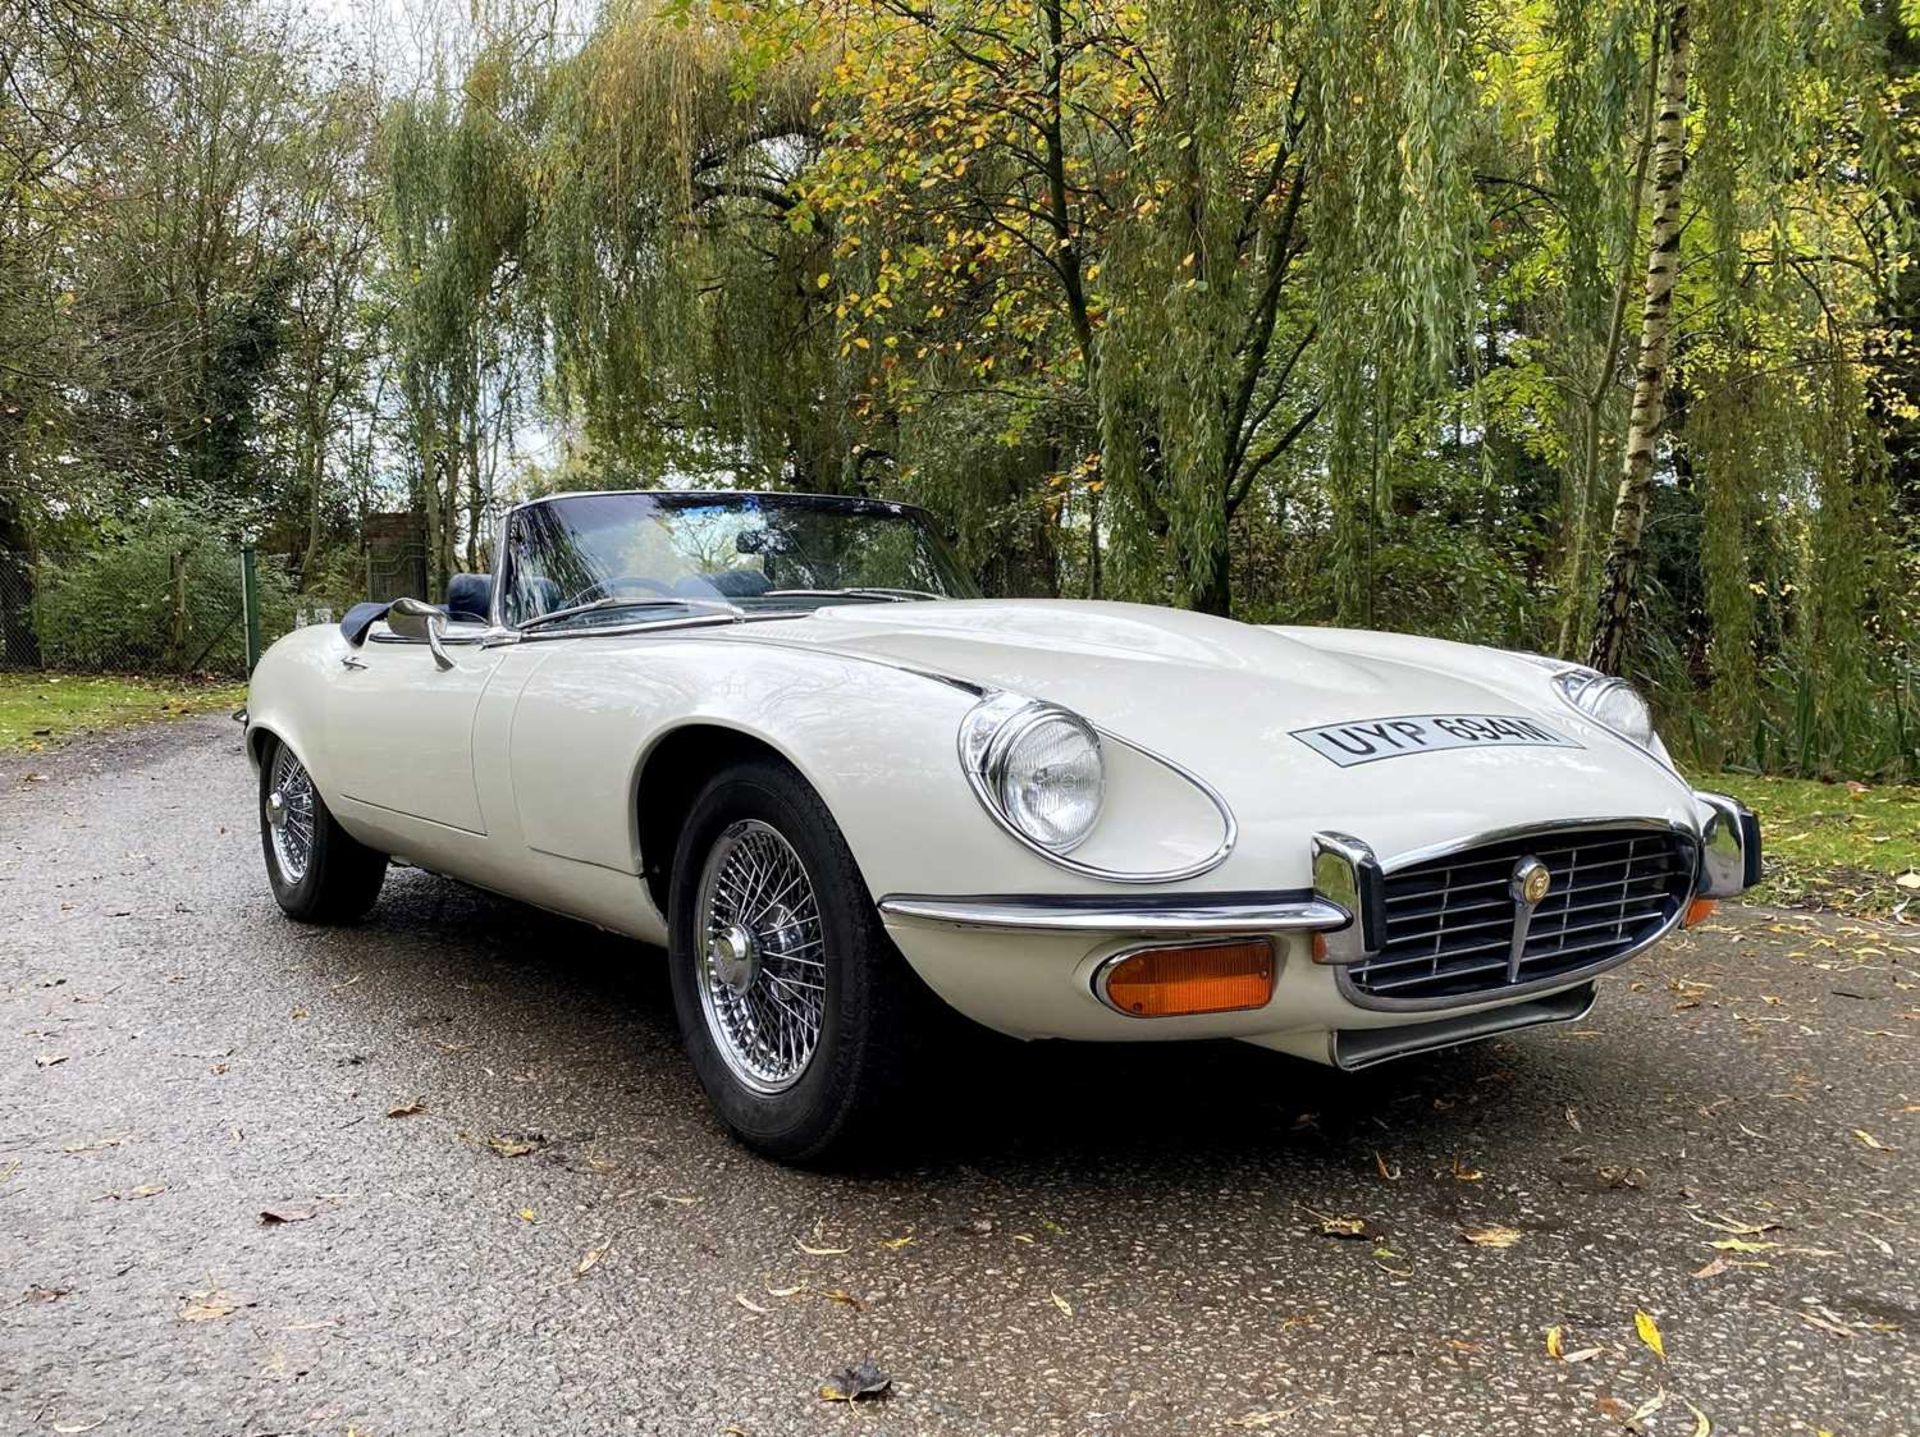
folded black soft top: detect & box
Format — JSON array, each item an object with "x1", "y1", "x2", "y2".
[{"x1": 339, "y1": 600, "x2": 395, "y2": 646}]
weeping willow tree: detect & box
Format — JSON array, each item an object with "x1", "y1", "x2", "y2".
[
  {"x1": 381, "y1": 45, "x2": 535, "y2": 589},
  {"x1": 377, "y1": 0, "x2": 1916, "y2": 774},
  {"x1": 525, "y1": 2, "x2": 860, "y2": 486},
  {"x1": 1570, "y1": 0, "x2": 1902, "y2": 677},
  {"x1": 795, "y1": 0, "x2": 1484, "y2": 615}
]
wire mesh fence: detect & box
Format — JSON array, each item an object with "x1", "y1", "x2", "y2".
[{"x1": 0, "y1": 547, "x2": 305, "y2": 678}]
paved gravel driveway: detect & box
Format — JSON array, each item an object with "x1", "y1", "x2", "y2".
[{"x1": 2, "y1": 716, "x2": 1915, "y2": 1436}]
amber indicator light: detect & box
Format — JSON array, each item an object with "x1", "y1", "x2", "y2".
[
  {"x1": 1683, "y1": 897, "x2": 1718, "y2": 927},
  {"x1": 1103, "y1": 940, "x2": 1276, "y2": 1017}
]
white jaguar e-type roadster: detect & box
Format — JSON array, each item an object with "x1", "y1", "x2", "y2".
[{"x1": 244, "y1": 490, "x2": 1760, "y2": 1159}]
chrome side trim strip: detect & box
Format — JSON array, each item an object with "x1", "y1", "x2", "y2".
[{"x1": 876, "y1": 892, "x2": 1346, "y2": 934}]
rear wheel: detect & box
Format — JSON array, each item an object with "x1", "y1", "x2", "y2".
[
  {"x1": 259, "y1": 737, "x2": 387, "y2": 923},
  {"x1": 667, "y1": 758, "x2": 917, "y2": 1162}
]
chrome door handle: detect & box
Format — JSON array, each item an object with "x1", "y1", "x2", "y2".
[{"x1": 341, "y1": 653, "x2": 368, "y2": 670}]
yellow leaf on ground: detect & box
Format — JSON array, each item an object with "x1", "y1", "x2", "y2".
[
  {"x1": 1546, "y1": 1325, "x2": 1565, "y2": 1358},
  {"x1": 1709, "y1": 1238, "x2": 1778, "y2": 1253},
  {"x1": 1462, "y1": 1225, "x2": 1523, "y2": 1248},
  {"x1": 1051, "y1": 1291, "x2": 1073, "y2": 1317},
  {"x1": 1635, "y1": 1309, "x2": 1666, "y2": 1361}
]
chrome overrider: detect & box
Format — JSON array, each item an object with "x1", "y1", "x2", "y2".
[{"x1": 877, "y1": 791, "x2": 1762, "y2": 1001}]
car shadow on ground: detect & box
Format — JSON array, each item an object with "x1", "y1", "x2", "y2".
[{"x1": 355, "y1": 866, "x2": 1661, "y2": 1196}]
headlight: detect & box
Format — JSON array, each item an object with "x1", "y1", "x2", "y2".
[
  {"x1": 1553, "y1": 667, "x2": 1657, "y2": 749},
  {"x1": 959, "y1": 693, "x2": 1105, "y2": 854}
]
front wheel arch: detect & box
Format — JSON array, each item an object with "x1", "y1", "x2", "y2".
[{"x1": 634, "y1": 723, "x2": 801, "y2": 917}]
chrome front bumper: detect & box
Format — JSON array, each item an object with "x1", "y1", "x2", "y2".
[{"x1": 879, "y1": 791, "x2": 1762, "y2": 950}]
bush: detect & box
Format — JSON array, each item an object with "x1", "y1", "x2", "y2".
[{"x1": 32, "y1": 503, "x2": 294, "y2": 676}]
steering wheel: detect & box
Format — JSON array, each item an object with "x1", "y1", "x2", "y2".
[{"x1": 557, "y1": 574, "x2": 680, "y2": 609}]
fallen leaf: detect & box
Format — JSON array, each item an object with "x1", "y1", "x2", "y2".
[
  {"x1": 386, "y1": 1100, "x2": 426, "y2": 1119},
  {"x1": 1451, "y1": 1155, "x2": 1484, "y2": 1181},
  {"x1": 796, "y1": 1239, "x2": 851, "y2": 1256},
  {"x1": 1683, "y1": 1398, "x2": 1712, "y2": 1436},
  {"x1": 1564, "y1": 1346, "x2": 1603, "y2": 1363},
  {"x1": 1461, "y1": 1225, "x2": 1523, "y2": 1249},
  {"x1": 180, "y1": 1289, "x2": 248, "y2": 1321},
  {"x1": 1635, "y1": 1309, "x2": 1666, "y2": 1362},
  {"x1": 258, "y1": 1208, "x2": 315, "y2": 1225},
  {"x1": 1796, "y1": 1307, "x2": 1855, "y2": 1340},
  {"x1": 486, "y1": 1132, "x2": 543, "y2": 1158},
  {"x1": 1692, "y1": 1256, "x2": 1731, "y2": 1279},
  {"x1": 1302, "y1": 1205, "x2": 1379, "y2": 1239},
  {"x1": 1853, "y1": 1129, "x2": 1894, "y2": 1151},
  {"x1": 1050, "y1": 1291, "x2": 1073, "y2": 1317},
  {"x1": 36, "y1": 1053, "x2": 68, "y2": 1068},
  {"x1": 822, "y1": 1288, "x2": 864, "y2": 1311},
  {"x1": 517, "y1": 1207, "x2": 536, "y2": 1223},
  {"x1": 1546, "y1": 1325, "x2": 1565, "y2": 1358},
  {"x1": 765, "y1": 1280, "x2": 807, "y2": 1298},
  {"x1": 1708, "y1": 1237, "x2": 1777, "y2": 1253},
  {"x1": 1685, "y1": 1210, "x2": 1780, "y2": 1237},
  {"x1": 1373, "y1": 1150, "x2": 1400, "y2": 1181},
  {"x1": 574, "y1": 1240, "x2": 610, "y2": 1278},
  {"x1": 818, "y1": 1358, "x2": 890, "y2": 1403},
  {"x1": 879, "y1": 1232, "x2": 915, "y2": 1250},
  {"x1": 62, "y1": 1135, "x2": 128, "y2": 1153},
  {"x1": 1894, "y1": 871, "x2": 1919, "y2": 890},
  {"x1": 735, "y1": 1293, "x2": 768, "y2": 1315},
  {"x1": 51, "y1": 1420, "x2": 105, "y2": 1434},
  {"x1": 1631, "y1": 1390, "x2": 1670, "y2": 1425}
]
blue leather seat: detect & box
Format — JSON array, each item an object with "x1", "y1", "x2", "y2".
[{"x1": 446, "y1": 573, "x2": 492, "y2": 622}]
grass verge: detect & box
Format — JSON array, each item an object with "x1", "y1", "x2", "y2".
[
  {"x1": 0, "y1": 671, "x2": 245, "y2": 752},
  {"x1": 1708, "y1": 771, "x2": 1920, "y2": 920}
]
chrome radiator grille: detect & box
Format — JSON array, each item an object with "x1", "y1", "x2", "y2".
[{"x1": 1345, "y1": 827, "x2": 1696, "y2": 1005}]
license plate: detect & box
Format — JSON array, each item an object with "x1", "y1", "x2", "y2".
[{"x1": 1292, "y1": 714, "x2": 1582, "y2": 767}]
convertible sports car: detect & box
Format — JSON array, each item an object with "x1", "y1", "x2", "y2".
[{"x1": 244, "y1": 490, "x2": 1761, "y2": 1160}]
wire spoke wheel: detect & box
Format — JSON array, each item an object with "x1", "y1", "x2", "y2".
[
  {"x1": 693, "y1": 819, "x2": 827, "y2": 1094},
  {"x1": 265, "y1": 744, "x2": 317, "y2": 884}
]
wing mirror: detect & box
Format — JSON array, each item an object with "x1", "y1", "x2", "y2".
[{"x1": 387, "y1": 596, "x2": 456, "y2": 670}]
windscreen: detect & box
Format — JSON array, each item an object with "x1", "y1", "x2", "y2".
[{"x1": 500, "y1": 492, "x2": 978, "y2": 629}]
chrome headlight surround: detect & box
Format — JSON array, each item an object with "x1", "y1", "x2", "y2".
[
  {"x1": 958, "y1": 692, "x2": 1106, "y2": 856},
  {"x1": 1551, "y1": 665, "x2": 1666, "y2": 758}
]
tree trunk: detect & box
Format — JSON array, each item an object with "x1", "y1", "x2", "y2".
[
  {"x1": 1587, "y1": 1, "x2": 1690, "y2": 675},
  {"x1": 1193, "y1": 534, "x2": 1231, "y2": 617}
]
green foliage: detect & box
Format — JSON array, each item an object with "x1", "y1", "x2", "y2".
[{"x1": 31, "y1": 502, "x2": 293, "y2": 675}]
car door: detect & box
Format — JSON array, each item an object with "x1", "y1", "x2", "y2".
[{"x1": 327, "y1": 620, "x2": 510, "y2": 834}]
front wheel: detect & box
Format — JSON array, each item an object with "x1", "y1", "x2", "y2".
[
  {"x1": 258, "y1": 737, "x2": 388, "y2": 923},
  {"x1": 667, "y1": 759, "x2": 918, "y2": 1162}
]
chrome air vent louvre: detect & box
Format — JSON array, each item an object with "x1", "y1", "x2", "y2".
[{"x1": 1342, "y1": 826, "x2": 1697, "y2": 1008}]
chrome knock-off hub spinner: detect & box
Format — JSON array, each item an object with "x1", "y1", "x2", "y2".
[{"x1": 709, "y1": 923, "x2": 759, "y2": 996}]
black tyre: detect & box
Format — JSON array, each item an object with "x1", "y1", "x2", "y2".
[
  {"x1": 258, "y1": 736, "x2": 388, "y2": 923},
  {"x1": 667, "y1": 758, "x2": 919, "y2": 1162}
]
